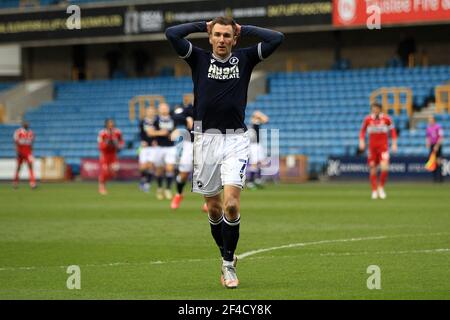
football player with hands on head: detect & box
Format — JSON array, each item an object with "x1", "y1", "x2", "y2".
[{"x1": 166, "y1": 16, "x2": 283, "y2": 289}]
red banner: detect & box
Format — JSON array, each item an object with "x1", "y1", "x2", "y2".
[
  {"x1": 80, "y1": 158, "x2": 140, "y2": 180},
  {"x1": 333, "y1": 0, "x2": 450, "y2": 27}
]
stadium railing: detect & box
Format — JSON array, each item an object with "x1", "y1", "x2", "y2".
[
  {"x1": 129, "y1": 95, "x2": 165, "y2": 121},
  {"x1": 435, "y1": 85, "x2": 450, "y2": 113},
  {"x1": 370, "y1": 87, "x2": 413, "y2": 117}
]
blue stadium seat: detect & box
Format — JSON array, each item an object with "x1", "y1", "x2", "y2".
[{"x1": 2, "y1": 66, "x2": 449, "y2": 176}]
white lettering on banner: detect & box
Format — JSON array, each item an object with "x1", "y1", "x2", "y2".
[
  {"x1": 388, "y1": 163, "x2": 406, "y2": 172},
  {"x1": 413, "y1": 0, "x2": 439, "y2": 11},
  {"x1": 341, "y1": 163, "x2": 370, "y2": 173},
  {"x1": 139, "y1": 11, "x2": 163, "y2": 32},
  {"x1": 443, "y1": 0, "x2": 450, "y2": 10},
  {"x1": 125, "y1": 10, "x2": 163, "y2": 34},
  {"x1": 232, "y1": 7, "x2": 267, "y2": 18},
  {"x1": 365, "y1": 0, "x2": 411, "y2": 14},
  {"x1": 327, "y1": 160, "x2": 341, "y2": 176},
  {"x1": 165, "y1": 10, "x2": 225, "y2": 23},
  {"x1": 408, "y1": 163, "x2": 427, "y2": 172},
  {"x1": 364, "y1": 0, "x2": 449, "y2": 13},
  {"x1": 328, "y1": 158, "x2": 450, "y2": 177}
]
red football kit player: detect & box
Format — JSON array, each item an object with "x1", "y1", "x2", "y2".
[
  {"x1": 97, "y1": 119, "x2": 124, "y2": 195},
  {"x1": 359, "y1": 103, "x2": 398, "y2": 199},
  {"x1": 13, "y1": 121, "x2": 36, "y2": 188}
]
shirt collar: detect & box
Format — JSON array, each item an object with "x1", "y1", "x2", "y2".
[
  {"x1": 211, "y1": 52, "x2": 232, "y2": 63},
  {"x1": 371, "y1": 113, "x2": 383, "y2": 119}
]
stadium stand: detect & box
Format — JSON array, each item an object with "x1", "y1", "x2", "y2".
[
  {"x1": 245, "y1": 65, "x2": 450, "y2": 173},
  {"x1": 0, "y1": 82, "x2": 16, "y2": 92},
  {"x1": 0, "y1": 77, "x2": 192, "y2": 174},
  {"x1": 0, "y1": 0, "x2": 19, "y2": 9},
  {"x1": 0, "y1": 66, "x2": 449, "y2": 176}
]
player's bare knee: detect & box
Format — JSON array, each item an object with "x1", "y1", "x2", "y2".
[
  {"x1": 207, "y1": 202, "x2": 222, "y2": 219},
  {"x1": 224, "y1": 198, "x2": 239, "y2": 218}
]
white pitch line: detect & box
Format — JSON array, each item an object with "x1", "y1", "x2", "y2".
[
  {"x1": 237, "y1": 231, "x2": 450, "y2": 260},
  {"x1": 0, "y1": 258, "x2": 216, "y2": 272},
  {"x1": 320, "y1": 248, "x2": 450, "y2": 257},
  {"x1": 237, "y1": 235, "x2": 387, "y2": 259},
  {"x1": 0, "y1": 232, "x2": 448, "y2": 272}
]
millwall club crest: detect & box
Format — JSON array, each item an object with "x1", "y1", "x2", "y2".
[{"x1": 229, "y1": 56, "x2": 239, "y2": 65}]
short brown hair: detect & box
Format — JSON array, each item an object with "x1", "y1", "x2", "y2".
[
  {"x1": 371, "y1": 102, "x2": 382, "y2": 109},
  {"x1": 210, "y1": 16, "x2": 237, "y2": 35}
]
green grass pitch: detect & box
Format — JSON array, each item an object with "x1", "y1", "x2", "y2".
[{"x1": 0, "y1": 181, "x2": 449, "y2": 299}]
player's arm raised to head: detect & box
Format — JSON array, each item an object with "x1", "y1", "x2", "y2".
[
  {"x1": 359, "y1": 118, "x2": 368, "y2": 150},
  {"x1": 240, "y1": 25, "x2": 284, "y2": 60},
  {"x1": 165, "y1": 22, "x2": 206, "y2": 58}
]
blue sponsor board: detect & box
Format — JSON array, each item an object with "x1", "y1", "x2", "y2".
[{"x1": 327, "y1": 156, "x2": 449, "y2": 180}]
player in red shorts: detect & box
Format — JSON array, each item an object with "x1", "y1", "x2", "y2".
[
  {"x1": 13, "y1": 121, "x2": 36, "y2": 189},
  {"x1": 359, "y1": 103, "x2": 398, "y2": 199},
  {"x1": 97, "y1": 119, "x2": 124, "y2": 195}
]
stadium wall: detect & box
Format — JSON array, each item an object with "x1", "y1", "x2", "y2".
[{"x1": 20, "y1": 24, "x2": 450, "y2": 81}]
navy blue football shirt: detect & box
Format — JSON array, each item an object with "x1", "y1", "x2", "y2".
[
  {"x1": 184, "y1": 46, "x2": 260, "y2": 133},
  {"x1": 153, "y1": 115, "x2": 175, "y2": 147},
  {"x1": 166, "y1": 22, "x2": 283, "y2": 134},
  {"x1": 173, "y1": 103, "x2": 194, "y2": 129},
  {"x1": 139, "y1": 117, "x2": 155, "y2": 145}
]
